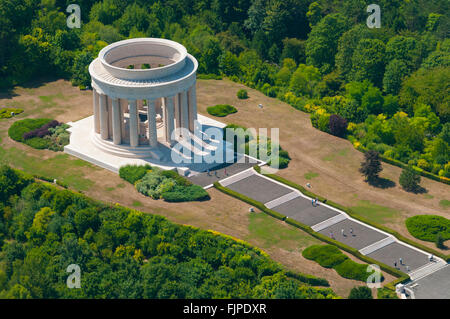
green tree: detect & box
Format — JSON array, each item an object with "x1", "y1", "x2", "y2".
[
  {"x1": 383, "y1": 59, "x2": 410, "y2": 95},
  {"x1": 335, "y1": 25, "x2": 372, "y2": 79},
  {"x1": 399, "y1": 166, "x2": 421, "y2": 192},
  {"x1": 306, "y1": 2, "x2": 322, "y2": 28},
  {"x1": 348, "y1": 286, "x2": 373, "y2": 299},
  {"x1": 280, "y1": 38, "x2": 306, "y2": 64},
  {"x1": 305, "y1": 13, "x2": 351, "y2": 73},
  {"x1": 351, "y1": 39, "x2": 386, "y2": 87},
  {"x1": 361, "y1": 86, "x2": 384, "y2": 115},
  {"x1": 359, "y1": 150, "x2": 383, "y2": 182},
  {"x1": 289, "y1": 64, "x2": 321, "y2": 96}
]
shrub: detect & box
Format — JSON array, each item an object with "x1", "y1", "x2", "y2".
[
  {"x1": 237, "y1": 89, "x2": 248, "y2": 99},
  {"x1": 377, "y1": 288, "x2": 398, "y2": 299},
  {"x1": 435, "y1": 233, "x2": 445, "y2": 249},
  {"x1": 405, "y1": 215, "x2": 450, "y2": 242},
  {"x1": 8, "y1": 118, "x2": 52, "y2": 143},
  {"x1": 348, "y1": 286, "x2": 373, "y2": 299},
  {"x1": 207, "y1": 104, "x2": 237, "y2": 117},
  {"x1": 162, "y1": 185, "x2": 210, "y2": 202},
  {"x1": 302, "y1": 244, "x2": 382, "y2": 282},
  {"x1": 119, "y1": 164, "x2": 152, "y2": 184},
  {"x1": 197, "y1": 74, "x2": 222, "y2": 80},
  {"x1": 329, "y1": 114, "x2": 348, "y2": 137},
  {"x1": 120, "y1": 165, "x2": 209, "y2": 202},
  {"x1": 0, "y1": 108, "x2": 24, "y2": 119}
]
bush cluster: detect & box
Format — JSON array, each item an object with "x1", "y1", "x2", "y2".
[
  {"x1": 237, "y1": 89, "x2": 248, "y2": 99},
  {"x1": 8, "y1": 118, "x2": 70, "y2": 151},
  {"x1": 119, "y1": 164, "x2": 151, "y2": 184},
  {"x1": 405, "y1": 215, "x2": 450, "y2": 243},
  {"x1": 23, "y1": 120, "x2": 60, "y2": 140},
  {"x1": 0, "y1": 108, "x2": 23, "y2": 119},
  {"x1": 119, "y1": 165, "x2": 210, "y2": 202},
  {"x1": 207, "y1": 104, "x2": 237, "y2": 117},
  {"x1": 302, "y1": 245, "x2": 383, "y2": 282}
]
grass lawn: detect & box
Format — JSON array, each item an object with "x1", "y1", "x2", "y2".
[
  {"x1": 350, "y1": 200, "x2": 402, "y2": 225},
  {"x1": 322, "y1": 148, "x2": 349, "y2": 162},
  {"x1": 132, "y1": 200, "x2": 143, "y2": 207},
  {"x1": 440, "y1": 200, "x2": 450, "y2": 209},
  {"x1": 304, "y1": 172, "x2": 319, "y2": 180},
  {"x1": 246, "y1": 212, "x2": 320, "y2": 251},
  {"x1": 0, "y1": 145, "x2": 95, "y2": 191}
]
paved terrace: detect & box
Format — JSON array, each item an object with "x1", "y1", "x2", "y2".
[{"x1": 214, "y1": 167, "x2": 449, "y2": 298}]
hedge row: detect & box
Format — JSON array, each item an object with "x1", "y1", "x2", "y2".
[
  {"x1": 213, "y1": 182, "x2": 286, "y2": 221},
  {"x1": 284, "y1": 270, "x2": 330, "y2": 287},
  {"x1": 257, "y1": 167, "x2": 450, "y2": 262},
  {"x1": 32, "y1": 174, "x2": 69, "y2": 188}
]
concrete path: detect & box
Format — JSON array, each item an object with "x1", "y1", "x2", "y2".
[{"x1": 216, "y1": 168, "x2": 448, "y2": 297}]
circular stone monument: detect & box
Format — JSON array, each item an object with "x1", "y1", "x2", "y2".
[{"x1": 89, "y1": 38, "x2": 198, "y2": 158}]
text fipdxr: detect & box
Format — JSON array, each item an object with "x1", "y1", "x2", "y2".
[{"x1": 183, "y1": 303, "x2": 267, "y2": 316}]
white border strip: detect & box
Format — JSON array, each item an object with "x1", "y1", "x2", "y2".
[
  {"x1": 265, "y1": 191, "x2": 300, "y2": 208},
  {"x1": 359, "y1": 236, "x2": 396, "y2": 255},
  {"x1": 311, "y1": 214, "x2": 347, "y2": 232},
  {"x1": 219, "y1": 167, "x2": 255, "y2": 187}
]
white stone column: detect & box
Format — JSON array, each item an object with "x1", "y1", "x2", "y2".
[
  {"x1": 180, "y1": 90, "x2": 189, "y2": 136},
  {"x1": 165, "y1": 96, "x2": 175, "y2": 145},
  {"x1": 129, "y1": 99, "x2": 139, "y2": 147},
  {"x1": 111, "y1": 98, "x2": 122, "y2": 145},
  {"x1": 99, "y1": 93, "x2": 109, "y2": 139},
  {"x1": 188, "y1": 84, "x2": 197, "y2": 132},
  {"x1": 92, "y1": 89, "x2": 100, "y2": 134},
  {"x1": 147, "y1": 99, "x2": 158, "y2": 148}
]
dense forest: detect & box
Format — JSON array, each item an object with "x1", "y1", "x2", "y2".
[
  {"x1": 0, "y1": 165, "x2": 337, "y2": 298},
  {"x1": 0, "y1": 0, "x2": 448, "y2": 177}
]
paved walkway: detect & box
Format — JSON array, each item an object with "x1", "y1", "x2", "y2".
[{"x1": 215, "y1": 167, "x2": 449, "y2": 298}]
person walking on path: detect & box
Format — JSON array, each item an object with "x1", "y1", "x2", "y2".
[
  {"x1": 341, "y1": 229, "x2": 345, "y2": 237},
  {"x1": 394, "y1": 261, "x2": 397, "y2": 268},
  {"x1": 312, "y1": 199, "x2": 315, "y2": 207},
  {"x1": 224, "y1": 167, "x2": 227, "y2": 176},
  {"x1": 350, "y1": 228, "x2": 354, "y2": 236},
  {"x1": 315, "y1": 198, "x2": 319, "y2": 206},
  {"x1": 399, "y1": 258, "x2": 403, "y2": 265}
]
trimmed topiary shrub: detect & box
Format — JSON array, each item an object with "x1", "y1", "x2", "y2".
[
  {"x1": 119, "y1": 164, "x2": 152, "y2": 184},
  {"x1": 405, "y1": 215, "x2": 450, "y2": 242},
  {"x1": 207, "y1": 104, "x2": 237, "y2": 117},
  {"x1": 9, "y1": 118, "x2": 52, "y2": 143},
  {"x1": 8, "y1": 119, "x2": 69, "y2": 151},
  {"x1": 237, "y1": 89, "x2": 248, "y2": 99},
  {"x1": 162, "y1": 184, "x2": 210, "y2": 202},
  {"x1": 303, "y1": 244, "x2": 383, "y2": 282}
]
